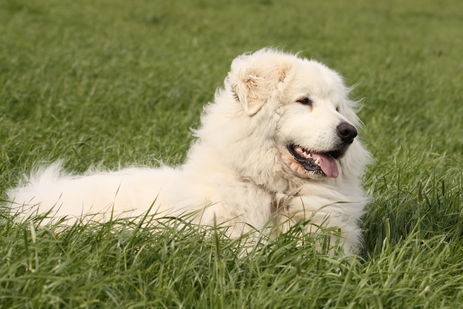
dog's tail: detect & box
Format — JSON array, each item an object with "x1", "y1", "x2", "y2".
[
  {"x1": 5, "y1": 163, "x2": 173, "y2": 224},
  {"x1": 7, "y1": 162, "x2": 65, "y2": 210}
]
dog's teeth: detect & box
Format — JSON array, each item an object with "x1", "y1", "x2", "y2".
[
  {"x1": 315, "y1": 158, "x2": 320, "y2": 165},
  {"x1": 293, "y1": 146, "x2": 316, "y2": 161}
]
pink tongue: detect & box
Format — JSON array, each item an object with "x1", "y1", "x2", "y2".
[{"x1": 311, "y1": 153, "x2": 339, "y2": 178}]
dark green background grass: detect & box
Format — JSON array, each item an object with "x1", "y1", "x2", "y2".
[{"x1": 1, "y1": 0, "x2": 462, "y2": 307}]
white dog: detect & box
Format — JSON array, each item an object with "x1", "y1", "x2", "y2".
[{"x1": 7, "y1": 49, "x2": 370, "y2": 253}]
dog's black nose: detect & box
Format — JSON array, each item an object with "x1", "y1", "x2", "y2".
[{"x1": 336, "y1": 122, "x2": 357, "y2": 144}]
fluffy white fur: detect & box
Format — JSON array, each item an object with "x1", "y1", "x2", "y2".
[{"x1": 7, "y1": 49, "x2": 370, "y2": 253}]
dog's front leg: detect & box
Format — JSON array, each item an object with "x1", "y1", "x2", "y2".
[{"x1": 275, "y1": 195, "x2": 362, "y2": 254}]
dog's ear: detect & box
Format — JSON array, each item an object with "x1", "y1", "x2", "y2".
[{"x1": 230, "y1": 55, "x2": 291, "y2": 116}]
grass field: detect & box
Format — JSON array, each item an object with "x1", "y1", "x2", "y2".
[{"x1": 1, "y1": 0, "x2": 463, "y2": 307}]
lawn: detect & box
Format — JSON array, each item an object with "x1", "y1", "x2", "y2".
[{"x1": 1, "y1": 0, "x2": 462, "y2": 307}]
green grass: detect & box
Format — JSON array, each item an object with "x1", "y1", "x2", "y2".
[{"x1": 1, "y1": 0, "x2": 462, "y2": 307}]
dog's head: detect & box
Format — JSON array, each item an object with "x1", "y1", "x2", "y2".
[{"x1": 226, "y1": 49, "x2": 369, "y2": 183}]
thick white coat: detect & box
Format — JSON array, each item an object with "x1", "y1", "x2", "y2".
[{"x1": 7, "y1": 49, "x2": 371, "y2": 253}]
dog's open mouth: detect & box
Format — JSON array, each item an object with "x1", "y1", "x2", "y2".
[{"x1": 287, "y1": 144, "x2": 343, "y2": 178}]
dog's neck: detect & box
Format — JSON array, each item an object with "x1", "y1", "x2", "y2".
[{"x1": 185, "y1": 92, "x2": 297, "y2": 194}]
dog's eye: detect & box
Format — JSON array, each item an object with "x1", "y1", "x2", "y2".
[
  {"x1": 296, "y1": 97, "x2": 312, "y2": 105},
  {"x1": 336, "y1": 106, "x2": 340, "y2": 112}
]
